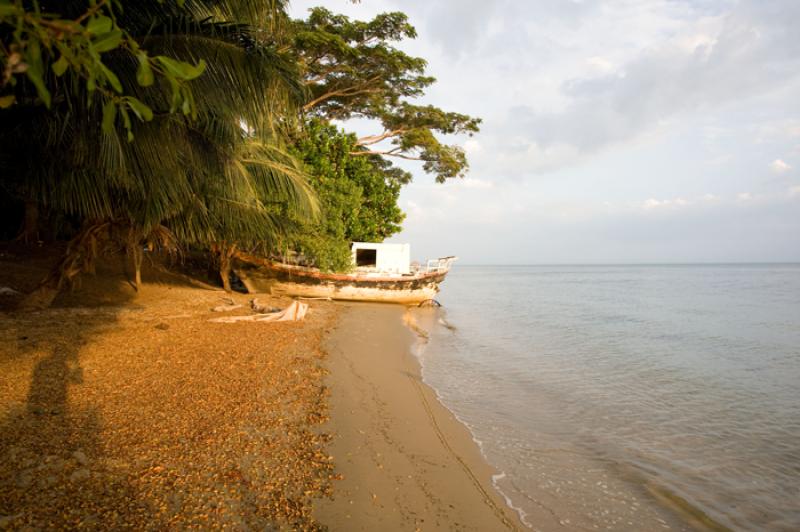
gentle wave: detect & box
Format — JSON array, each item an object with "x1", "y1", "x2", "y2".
[{"x1": 412, "y1": 264, "x2": 800, "y2": 531}]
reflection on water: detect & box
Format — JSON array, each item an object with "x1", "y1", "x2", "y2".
[{"x1": 412, "y1": 264, "x2": 800, "y2": 531}]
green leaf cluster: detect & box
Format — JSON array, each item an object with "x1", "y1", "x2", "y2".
[
  {"x1": 1, "y1": 2, "x2": 482, "y2": 290},
  {"x1": 0, "y1": 0, "x2": 207, "y2": 139},
  {"x1": 294, "y1": 7, "x2": 481, "y2": 182},
  {"x1": 284, "y1": 119, "x2": 406, "y2": 272},
  {"x1": 0, "y1": 0, "x2": 315, "y2": 267}
]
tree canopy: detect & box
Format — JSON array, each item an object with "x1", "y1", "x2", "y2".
[
  {"x1": 293, "y1": 7, "x2": 481, "y2": 182},
  {"x1": 284, "y1": 119, "x2": 406, "y2": 272},
  {"x1": 1, "y1": 0, "x2": 316, "y2": 302},
  {"x1": 0, "y1": 0, "x2": 207, "y2": 135},
  {"x1": 0, "y1": 2, "x2": 481, "y2": 301}
]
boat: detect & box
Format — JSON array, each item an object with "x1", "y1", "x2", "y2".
[{"x1": 233, "y1": 242, "x2": 457, "y2": 304}]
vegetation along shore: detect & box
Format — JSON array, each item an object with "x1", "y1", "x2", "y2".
[{"x1": 0, "y1": 1, "x2": 516, "y2": 529}]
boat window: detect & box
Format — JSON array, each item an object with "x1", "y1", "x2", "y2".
[{"x1": 355, "y1": 248, "x2": 377, "y2": 267}]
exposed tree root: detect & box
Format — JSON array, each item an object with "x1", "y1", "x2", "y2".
[
  {"x1": 212, "y1": 242, "x2": 238, "y2": 293},
  {"x1": 18, "y1": 221, "x2": 179, "y2": 310}
]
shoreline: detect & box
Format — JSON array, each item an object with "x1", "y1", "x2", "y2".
[
  {"x1": 402, "y1": 308, "x2": 534, "y2": 529},
  {"x1": 1, "y1": 254, "x2": 526, "y2": 530},
  {"x1": 399, "y1": 298, "x2": 723, "y2": 532},
  {"x1": 0, "y1": 262, "x2": 727, "y2": 531},
  {"x1": 315, "y1": 302, "x2": 525, "y2": 530}
]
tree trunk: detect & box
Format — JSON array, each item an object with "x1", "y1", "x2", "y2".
[
  {"x1": 132, "y1": 245, "x2": 143, "y2": 292},
  {"x1": 216, "y1": 242, "x2": 237, "y2": 293},
  {"x1": 16, "y1": 200, "x2": 39, "y2": 244},
  {"x1": 220, "y1": 258, "x2": 232, "y2": 293},
  {"x1": 18, "y1": 282, "x2": 60, "y2": 311},
  {"x1": 18, "y1": 220, "x2": 111, "y2": 310},
  {"x1": 24, "y1": 201, "x2": 39, "y2": 242}
]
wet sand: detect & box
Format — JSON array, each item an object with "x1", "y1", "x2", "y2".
[{"x1": 315, "y1": 303, "x2": 525, "y2": 531}]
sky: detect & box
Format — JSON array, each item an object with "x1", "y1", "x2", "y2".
[{"x1": 289, "y1": 0, "x2": 800, "y2": 264}]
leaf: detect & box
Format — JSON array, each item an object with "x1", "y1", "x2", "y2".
[
  {"x1": 24, "y1": 41, "x2": 51, "y2": 107},
  {"x1": 98, "y1": 62, "x2": 123, "y2": 93},
  {"x1": 119, "y1": 106, "x2": 134, "y2": 142},
  {"x1": 86, "y1": 15, "x2": 113, "y2": 36},
  {"x1": 102, "y1": 100, "x2": 117, "y2": 133},
  {"x1": 187, "y1": 59, "x2": 207, "y2": 80},
  {"x1": 52, "y1": 55, "x2": 69, "y2": 77},
  {"x1": 0, "y1": 94, "x2": 15, "y2": 108},
  {"x1": 136, "y1": 53, "x2": 154, "y2": 87},
  {"x1": 167, "y1": 77, "x2": 180, "y2": 112},
  {"x1": 92, "y1": 29, "x2": 123, "y2": 53},
  {"x1": 126, "y1": 97, "x2": 154, "y2": 121},
  {"x1": 154, "y1": 56, "x2": 181, "y2": 77},
  {"x1": 156, "y1": 56, "x2": 206, "y2": 80}
]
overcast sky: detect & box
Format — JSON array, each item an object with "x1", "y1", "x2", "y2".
[{"x1": 290, "y1": 0, "x2": 800, "y2": 264}]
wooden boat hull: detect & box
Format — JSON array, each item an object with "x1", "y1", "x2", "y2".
[{"x1": 234, "y1": 254, "x2": 448, "y2": 304}]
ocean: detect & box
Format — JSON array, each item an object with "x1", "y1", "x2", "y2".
[{"x1": 410, "y1": 264, "x2": 800, "y2": 531}]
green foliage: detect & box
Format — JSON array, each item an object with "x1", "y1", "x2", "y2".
[
  {"x1": 294, "y1": 8, "x2": 430, "y2": 119},
  {"x1": 285, "y1": 119, "x2": 406, "y2": 272},
  {"x1": 1, "y1": 1, "x2": 481, "y2": 290},
  {"x1": 293, "y1": 7, "x2": 481, "y2": 183},
  {"x1": 0, "y1": 0, "x2": 315, "y2": 267},
  {"x1": 0, "y1": 0, "x2": 206, "y2": 139}
]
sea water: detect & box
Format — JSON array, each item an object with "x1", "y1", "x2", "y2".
[{"x1": 411, "y1": 264, "x2": 800, "y2": 531}]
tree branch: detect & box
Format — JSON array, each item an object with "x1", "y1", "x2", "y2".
[
  {"x1": 355, "y1": 128, "x2": 405, "y2": 146},
  {"x1": 349, "y1": 150, "x2": 422, "y2": 161},
  {"x1": 301, "y1": 75, "x2": 384, "y2": 111}
]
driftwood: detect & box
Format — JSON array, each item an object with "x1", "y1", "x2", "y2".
[
  {"x1": 209, "y1": 300, "x2": 308, "y2": 323},
  {"x1": 250, "y1": 298, "x2": 280, "y2": 314},
  {"x1": 211, "y1": 303, "x2": 244, "y2": 312}
]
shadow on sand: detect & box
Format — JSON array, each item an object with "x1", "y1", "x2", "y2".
[{"x1": 0, "y1": 249, "x2": 193, "y2": 528}]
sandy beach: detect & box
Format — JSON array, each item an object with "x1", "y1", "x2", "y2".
[
  {"x1": 0, "y1": 253, "x2": 524, "y2": 530},
  {"x1": 0, "y1": 256, "x2": 337, "y2": 529},
  {"x1": 315, "y1": 303, "x2": 524, "y2": 531}
]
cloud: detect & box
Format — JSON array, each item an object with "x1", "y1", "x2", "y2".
[
  {"x1": 638, "y1": 193, "x2": 732, "y2": 212},
  {"x1": 585, "y1": 56, "x2": 616, "y2": 73},
  {"x1": 462, "y1": 139, "x2": 482, "y2": 154},
  {"x1": 506, "y1": 1, "x2": 800, "y2": 162},
  {"x1": 455, "y1": 178, "x2": 493, "y2": 189},
  {"x1": 642, "y1": 197, "x2": 690, "y2": 210},
  {"x1": 398, "y1": 184, "x2": 800, "y2": 263},
  {"x1": 419, "y1": 0, "x2": 597, "y2": 59},
  {"x1": 295, "y1": 0, "x2": 800, "y2": 263},
  {"x1": 406, "y1": 200, "x2": 423, "y2": 217},
  {"x1": 770, "y1": 159, "x2": 792, "y2": 174}
]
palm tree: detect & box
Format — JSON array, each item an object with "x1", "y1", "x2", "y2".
[{"x1": 0, "y1": 0, "x2": 317, "y2": 306}]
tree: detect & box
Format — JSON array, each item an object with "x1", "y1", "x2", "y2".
[
  {"x1": 283, "y1": 119, "x2": 406, "y2": 272},
  {"x1": 0, "y1": 0, "x2": 206, "y2": 135},
  {"x1": 1, "y1": 0, "x2": 210, "y2": 245},
  {"x1": 0, "y1": 0, "x2": 317, "y2": 305},
  {"x1": 292, "y1": 7, "x2": 481, "y2": 183}
]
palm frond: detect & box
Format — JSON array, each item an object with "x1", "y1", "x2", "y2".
[{"x1": 1, "y1": 0, "x2": 317, "y2": 262}]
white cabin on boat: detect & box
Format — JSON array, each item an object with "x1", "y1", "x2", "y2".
[{"x1": 351, "y1": 242, "x2": 411, "y2": 275}]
